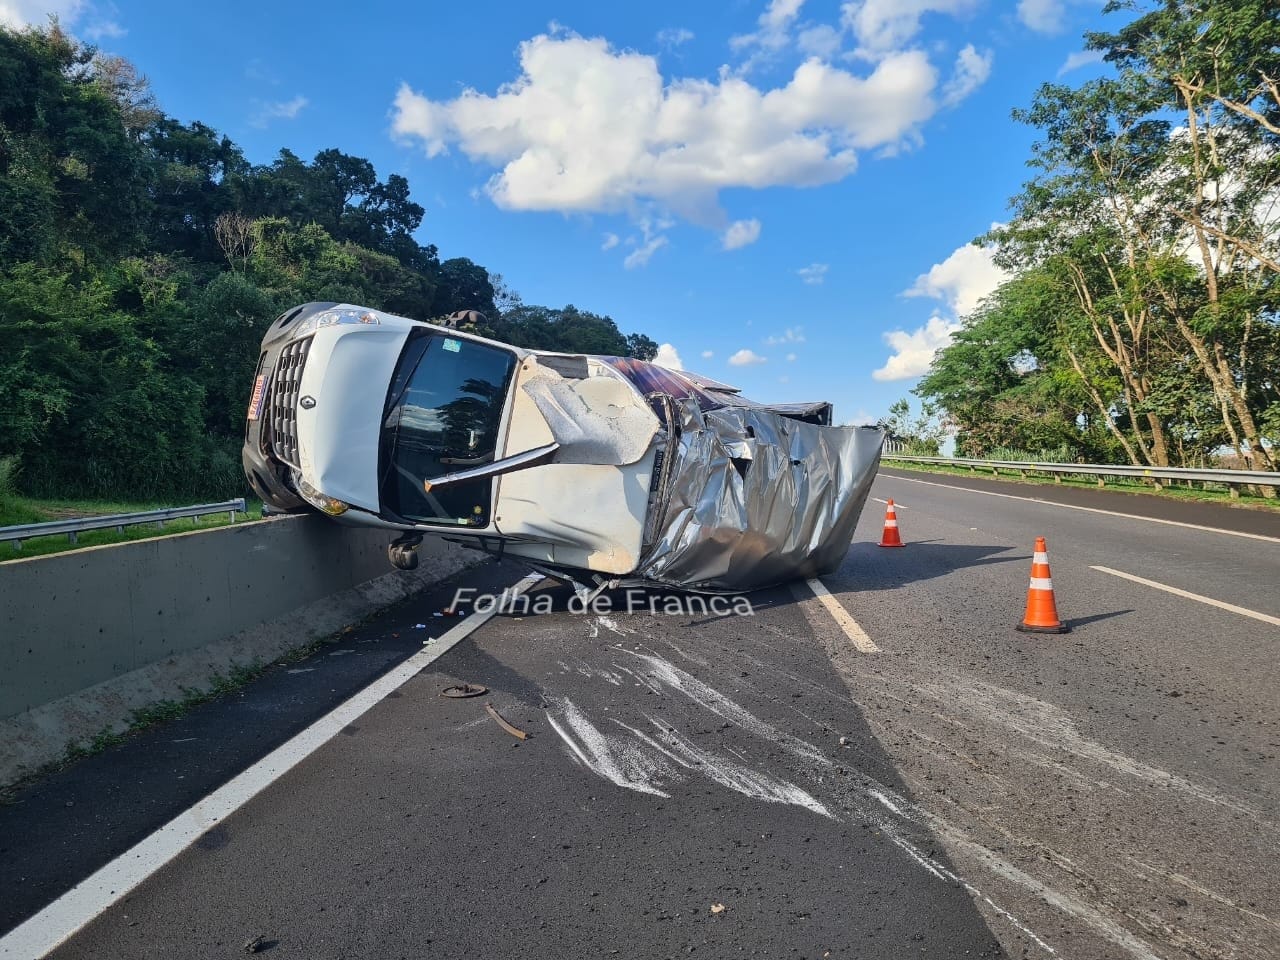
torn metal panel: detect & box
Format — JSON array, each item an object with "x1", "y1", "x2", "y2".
[{"x1": 635, "y1": 403, "x2": 882, "y2": 593}]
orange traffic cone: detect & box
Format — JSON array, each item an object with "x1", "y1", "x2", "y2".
[
  {"x1": 878, "y1": 499, "x2": 905, "y2": 548},
  {"x1": 1016, "y1": 537, "x2": 1069, "y2": 633}
]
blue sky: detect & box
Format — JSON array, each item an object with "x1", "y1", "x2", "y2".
[{"x1": 7, "y1": 0, "x2": 1116, "y2": 425}]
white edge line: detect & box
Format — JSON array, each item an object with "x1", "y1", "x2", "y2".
[
  {"x1": 804, "y1": 578, "x2": 881, "y2": 653},
  {"x1": 884, "y1": 474, "x2": 1280, "y2": 544},
  {"x1": 1091, "y1": 566, "x2": 1280, "y2": 627},
  {"x1": 0, "y1": 573, "x2": 544, "y2": 959}
]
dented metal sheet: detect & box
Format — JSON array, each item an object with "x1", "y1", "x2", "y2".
[{"x1": 635, "y1": 403, "x2": 882, "y2": 592}]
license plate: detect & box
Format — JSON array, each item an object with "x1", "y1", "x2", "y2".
[{"x1": 247, "y1": 374, "x2": 268, "y2": 420}]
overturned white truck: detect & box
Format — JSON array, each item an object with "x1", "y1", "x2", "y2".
[{"x1": 243, "y1": 302, "x2": 883, "y2": 594}]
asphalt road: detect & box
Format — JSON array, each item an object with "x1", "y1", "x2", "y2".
[{"x1": 2, "y1": 469, "x2": 1278, "y2": 960}]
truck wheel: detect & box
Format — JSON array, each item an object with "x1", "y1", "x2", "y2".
[{"x1": 389, "y1": 544, "x2": 420, "y2": 570}]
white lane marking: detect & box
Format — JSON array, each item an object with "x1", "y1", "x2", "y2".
[
  {"x1": 805, "y1": 578, "x2": 881, "y2": 653},
  {"x1": 883, "y1": 474, "x2": 1280, "y2": 544},
  {"x1": 0, "y1": 573, "x2": 543, "y2": 960},
  {"x1": 1091, "y1": 566, "x2": 1280, "y2": 627}
]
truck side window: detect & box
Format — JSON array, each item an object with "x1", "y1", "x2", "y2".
[{"x1": 380, "y1": 333, "x2": 516, "y2": 526}]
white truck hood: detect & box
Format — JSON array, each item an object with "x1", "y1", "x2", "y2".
[{"x1": 295, "y1": 324, "x2": 410, "y2": 511}]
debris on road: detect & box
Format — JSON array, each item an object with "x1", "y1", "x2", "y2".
[
  {"x1": 441, "y1": 683, "x2": 488, "y2": 699},
  {"x1": 243, "y1": 934, "x2": 267, "y2": 953},
  {"x1": 485, "y1": 702, "x2": 530, "y2": 740},
  {"x1": 710, "y1": 903, "x2": 727, "y2": 914}
]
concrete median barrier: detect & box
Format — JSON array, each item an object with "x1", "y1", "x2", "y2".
[{"x1": 0, "y1": 515, "x2": 480, "y2": 785}]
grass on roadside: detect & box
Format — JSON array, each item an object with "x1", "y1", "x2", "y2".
[
  {"x1": 881, "y1": 458, "x2": 1280, "y2": 512},
  {"x1": 1, "y1": 496, "x2": 264, "y2": 562}
]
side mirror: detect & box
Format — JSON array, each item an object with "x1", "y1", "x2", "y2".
[{"x1": 423, "y1": 442, "x2": 561, "y2": 492}]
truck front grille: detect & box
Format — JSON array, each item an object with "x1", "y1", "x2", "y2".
[{"x1": 270, "y1": 336, "x2": 312, "y2": 468}]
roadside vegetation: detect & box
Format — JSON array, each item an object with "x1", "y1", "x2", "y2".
[
  {"x1": 904, "y1": 1, "x2": 1279, "y2": 490},
  {"x1": 882, "y1": 457, "x2": 1280, "y2": 513},
  {"x1": 0, "y1": 23, "x2": 660, "y2": 509}
]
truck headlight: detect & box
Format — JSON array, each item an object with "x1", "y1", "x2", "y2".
[{"x1": 297, "y1": 477, "x2": 349, "y2": 516}]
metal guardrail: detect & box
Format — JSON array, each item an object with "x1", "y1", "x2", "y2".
[
  {"x1": 881, "y1": 454, "x2": 1280, "y2": 495},
  {"x1": 2, "y1": 499, "x2": 247, "y2": 551}
]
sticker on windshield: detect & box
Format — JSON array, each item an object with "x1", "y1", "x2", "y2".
[{"x1": 443, "y1": 338, "x2": 462, "y2": 353}]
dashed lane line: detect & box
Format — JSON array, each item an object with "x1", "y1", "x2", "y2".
[
  {"x1": 0, "y1": 573, "x2": 544, "y2": 960},
  {"x1": 805, "y1": 578, "x2": 881, "y2": 653},
  {"x1": 1091, "y1": 566, "x2": 1280, "y2": 628},
  {"x1": 882, "y1": 474, "x2": 1280, "y2": 544}
]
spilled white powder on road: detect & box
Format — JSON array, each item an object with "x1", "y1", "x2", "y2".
[
  {"x1": 551, "y1": 655, "x2": 1076, "y2": 958},
  {"x1": 545, "y1": 698, "x2": 672, "y2": 798},
  {"x1": 645, "y1": 720, "x2": 832, "y2": 818},
  {"x1": 626, "y1": 652, "x2": 830, "y2": 765}
]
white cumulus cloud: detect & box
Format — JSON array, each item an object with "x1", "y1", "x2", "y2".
[
  {"x1": 797, "y1": 263, "x2": 829, "y2": 284},
  {"x1": 872, "y1": 313, "x2": 959, "y2": 381},
  {"x1": 722, "y1": 218, "x2": 762, "y2": 250},
  {"x1": 764, "y1": 326, "x2": 805, "y2": 345},
  {"x1": 656, "y1": 27, "x2": 694, "y2": 48},
  {"x1": 83, "y1": 17, "x2": 124, "y2": 39},
  {"x1": 728, "y1": 348, "x2": 768, "y2": 366},
  {"x1": 1017, "y1": 0, "x2": 1097, "y2": 34},
  {"x1": 391, "y1": 31, "x2": 942, "y2": 226},
  {"x1": 250, "y1": 95, "x2": 309, "y2": 128},
  {"x1": 731, "y1": 0, "x2": 808, "y2": 57},
  {"x1": 841, "y1": 0, "x2": 981, "y2": 59},
  {"x1": 941, "y1": 44, "x2": 992, "y2": 107},
  {"x1": 701, "y1": 350, "x2": 714, "y2": 359},
  {"x1": 624, "y1": 234, "x2": 668, "y2": 269},
  {"x1": 796, "y1": 23, "x2": 843, "y2": 59},
  {"x1": 601, "y1": 232, "x2": 620, "y2": 251},
  {"x1": 904, "y1": 237, "x2": 1008, "y2": 315},
  {"x1": 1058, "y1": 49, "x2": 1105, "y2": 76},
  {"x1": 654, "y1": 343, "x2": 684, "y2": 369},
  {"x1": 0, "y1": 0, "x2": 84, "y2": 28}
]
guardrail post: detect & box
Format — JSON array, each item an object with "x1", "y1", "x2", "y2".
[
  {"x1": 1097, "y1": 475, "x2": 1105, "y2": 487},
  {"x1": 68, "y1": 531, "x2": 77, "y2": 545},
  {"x1": 1053, "y1": 474, "x2": 1061, "y2": 484},
  {"x1": 1228, "y1": 483, "x2": 1241, "y2": 500}
]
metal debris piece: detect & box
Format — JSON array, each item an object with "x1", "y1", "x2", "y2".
[
  {"x1": 485, "y1": 702, "x2": 529, "y2": 740},
  {"x1": 243, "y1": 935, "x2": 267, "y2": 953},
  {"x1": 441, "y1": 683, "x2": 489, "y2": 698}
]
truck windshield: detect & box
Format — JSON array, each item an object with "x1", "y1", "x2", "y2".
[{"x1": 379, "y1": 332, "x2": 516, "y2": 526}]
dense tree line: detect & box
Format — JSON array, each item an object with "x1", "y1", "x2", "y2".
[
  {"x1": 917, "y1": 0, "x2": 1280, "y2": 482},
  {"x1": 0, "y1": 24, "x2": 656, "y2": 500}
]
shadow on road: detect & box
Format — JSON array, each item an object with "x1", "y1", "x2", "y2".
[{"x1": 828, "y1": 541, "x2": 1022, "y2": 592}]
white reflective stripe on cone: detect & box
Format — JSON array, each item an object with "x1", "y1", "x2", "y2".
[
  {"x1": 1033, "y1": 552, "x2": 1049, "y2": 564},
  {"x1": 1029, "y1": 577, "x2": 1054, "y2": 591},
  {"x1": 884, "y1": 520, "x2": 898, "y2": 527}
]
